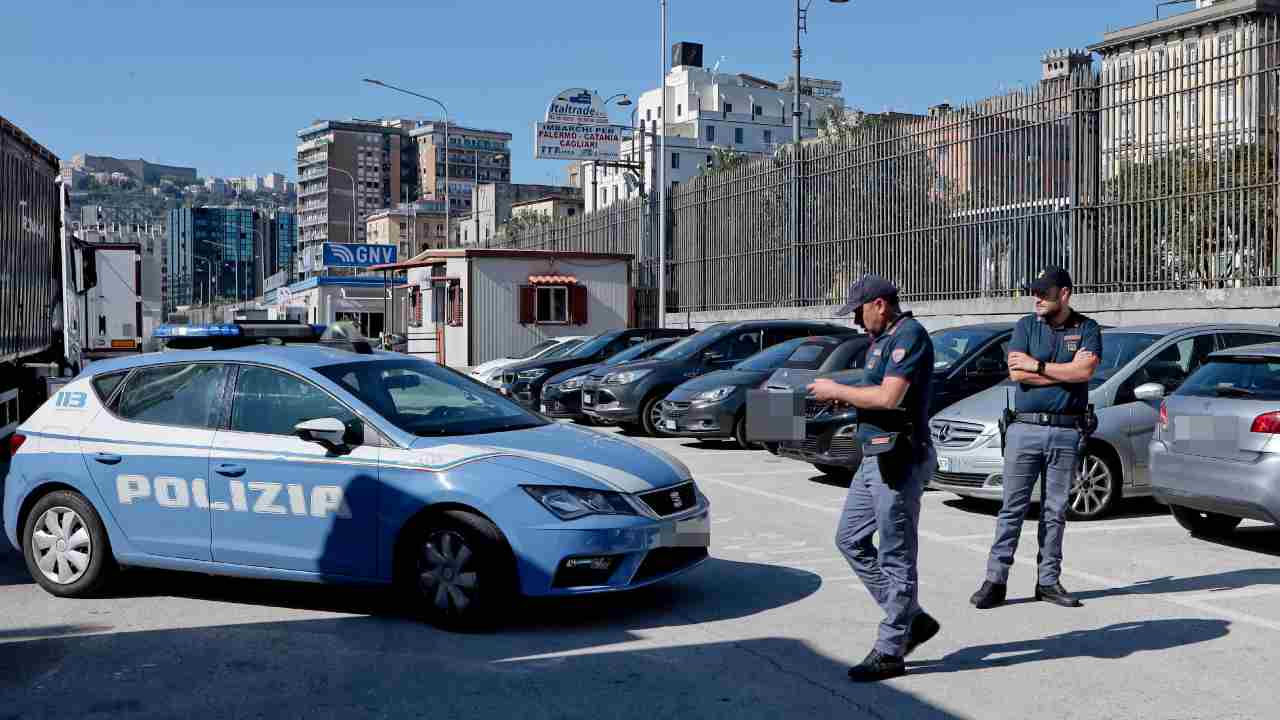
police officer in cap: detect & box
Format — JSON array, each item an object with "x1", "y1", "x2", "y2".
[
  {"x1": 970, "y1": 266, "x2": 1102, "y2": 610},
  {"x1": 809, "y1": 273, "x2": 940, "y2": 682}
]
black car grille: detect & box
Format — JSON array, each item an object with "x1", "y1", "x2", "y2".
[
  {"x1": 663, "y1": 401, "x2": 692, "y2": 417},
  {"x1": 805, "y1": 398, "x2": 829, "y2": 419},
  {"x1": 633, "y1": 547, "x2": 709, "y2": 583},
  {"x1": 637, "y1": 482, "x2": 698, "y2": 517},
  {"x1": 828, "y1": 436, "x2": 859, "y2": 458},
  {"x1": 930, "y1": 420, "x2": 987, "y2": 449},
  {"x1": 933, "y1": 470, "x2": 987, "y2": 488},
  {"x1": 502, "y1": 372, "x2": 517, "y2": 385}
]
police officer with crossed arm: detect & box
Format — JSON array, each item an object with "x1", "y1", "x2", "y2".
[
  {"x1": 808, "y1": 274, "x2": 940, "y2": 682},
  {"x1": 970, "y1": 267, "x2": 1102, "y2": 610}
]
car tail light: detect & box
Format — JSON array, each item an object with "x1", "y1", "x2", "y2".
[
  {"x1": 1158, "y1": 401, "x2": 1169, "y2": 432},
  {"x1": 1251, "y1": 412, "x2": 1280, "y2": 434},
  {"x1": 7, "y1": 433, "x2": 26, "y2": 457}
]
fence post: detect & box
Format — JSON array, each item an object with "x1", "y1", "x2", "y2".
[{"x1": 1070, "y1": 65, "x2": 1101, "y2": 291}]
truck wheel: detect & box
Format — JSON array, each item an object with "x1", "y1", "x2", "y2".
[
  {"x1": 23, "y1": 490, "x2": 117, "y2": 598},
  {"x1": 400, "y1": 510, "x2": 516, "y2": 632},
  {"x1": 1170, "y1": 505, "x2": 1242, "y2": 537}
]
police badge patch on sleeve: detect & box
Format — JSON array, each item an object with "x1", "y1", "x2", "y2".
[
  {"x1": 1066, "y1": 334, "x2": 1081, "y2": 353},
  {"x1": 892, "y1": 348, "x2": 906, "y2": 364}
]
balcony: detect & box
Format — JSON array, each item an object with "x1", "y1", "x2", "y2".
[{"x1": 299, "y1": 184, "x2": 329, "y2": 198}]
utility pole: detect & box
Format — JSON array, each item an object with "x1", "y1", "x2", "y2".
[{"x1": 658, "y1": 0, "x2": 668, "y2": 328}]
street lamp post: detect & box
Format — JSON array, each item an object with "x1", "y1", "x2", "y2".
[
  {"x1": 659, "y1": 0, "x2": 668, "y2": 328},
  {"x1": 362, "y1": 79, "x2": 451, "y2": 245}
]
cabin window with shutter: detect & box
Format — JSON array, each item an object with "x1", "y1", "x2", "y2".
[
  {"x1": 536, "y1": 286, "x2": 568, "y2": 324},
  {"x1": 518, "y1": 284, "x2": 588, "y2": 325},
  {"x1": 447, "y1": 283, "x2": 464, "y2": 327}
]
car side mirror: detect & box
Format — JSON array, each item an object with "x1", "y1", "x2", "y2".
[
  {"x1": 1134, "y1": 382, "x2": 1165, "y2": 402},
  {"x1": 295, "y1": 417, "x2": 350, "y2": 452}
]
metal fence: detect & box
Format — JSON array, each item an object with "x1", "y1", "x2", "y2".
[{"x1": 494, "y1": 18, "x2": 1280, "y2": 317}]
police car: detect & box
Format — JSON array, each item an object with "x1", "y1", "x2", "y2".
[{"x1": 3, "y1": 321, "x2": 710, "y2": 629}]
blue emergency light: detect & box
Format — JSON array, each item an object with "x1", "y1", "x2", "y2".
[{"x1": 154, "y1": 321, "x2": 329, "y2": 349}]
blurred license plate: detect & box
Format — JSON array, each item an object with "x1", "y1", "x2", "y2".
[
  {"x1": 937, "y1": 456, "x2": 952, "y2": 472},
  {"x1": 745, "y1": 389, "x2": 805, "y2": 442},
  {"x1": 583, "y1": 391, "x2": 594, "y2": 405},
  {"x1": 662, "y1": 419, "x2": 677, "y2": 431},
  {"x1": 541, "y1": 403, "x2": 550, "y2": 413}
]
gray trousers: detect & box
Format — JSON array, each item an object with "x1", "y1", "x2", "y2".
[
  {"x1": 835, "y1": 445, "x2": 937, "y2": 657},
  {"x1": 985, "y1": 422, "x2": 1081, "y2": 586}
]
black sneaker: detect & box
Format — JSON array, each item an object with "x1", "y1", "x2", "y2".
[
  {"x1": 847, "y1": 650, "x2": 906, "y2": 682},
  {"x1": 1035, "y1": 581, "x2": 1083, "y2": 608},
  {"x1": 904, "y1": 612, "x2": 941, "y2": 658},
  {"x1": 969, "y1": 581, "x2": 1007, "y2": 609}
]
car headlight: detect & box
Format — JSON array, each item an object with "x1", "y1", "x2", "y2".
[
  {"x1": 693, "y1": 386, "x2": 736, "y2": 403},
  {"x1": 603, "y1": 369, "x2": 651, "y2": 385},
  {"x1": 522, "y1": 486, "x2": 638, "y2": 520},
  {"x1": 517, "y1": 368, "x2": 549, "y2": 380},
  {"x1": 982, "y1": 425, "x2": 1002, "y2": 449},
  {"x1": 560, "y1": 376, "x2": 585, "y2": 391}
]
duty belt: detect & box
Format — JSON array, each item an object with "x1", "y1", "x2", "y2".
[{"x1": 1013, "y1": 412, "x2": 1081, "y2": 428}]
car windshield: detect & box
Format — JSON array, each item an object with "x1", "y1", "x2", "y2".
[
  {"x1": 511, "y1": 340, "x2": 558, "y2": 360},
  {"x1": 733, "y1": 337, "x2": 810, "y2": 371},
  {"x1": 783, "y1": 340, "x2": 840, "y2": 369},
  {"x1": 653, "y1": 325, "x2": 731, "y2": 360},
  {"x1": 541, "y1": 339, "x2": 585, "y2": 359},
  {"x1": 1092, "y1": 332, "x2": 1162, "y2": 388},
  {"x1": 1175, "y1": 357, "x2": 1280, "y2": 400},
  {"x1": 606, "y1": 338, "x2": 673, "y2": 364},
  {"x1": 566, "y1": 333, "x2": 616, "y2": 358},
  {"x1": 317, "y1": 358, "x2": 547, "y2": 437},
  {"x1": 931, "y1": 327, "x2": 1003, "y2": 373}
]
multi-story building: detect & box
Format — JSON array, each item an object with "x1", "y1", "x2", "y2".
[
  {"x1": 509, "y1": 194, "x2": 584, "y2": 223},
  {"x1": 1088, "y1": 0, "x2": 1280, "y2": 177},
  {"x1": 365, "y1": 201, "x2": 449, "y2": 260},
  {"x1": 69, "y1": 154, "x2": 197, "y2": 184},
  {"x1": 458, "y1": 182, "x2": 580, "y2": 245},
  {"x1": 410, "y1": 122, "x2": 512, "y2": 219},
  {"x1": 260, "y1": 208, "x2": 297, "y2": 283},
  {"x1": 263, "y1": 172, "x2": 287, "y2": 192},
  {"x1": 167, "y1": 206, "x2": 265, "y2": 310},
  {"x1": 295, "y1": 118, "x2": 420, "y2": 277},
  {"x1": 586, "y1": 42, "x2": 845, "y2": 213}
]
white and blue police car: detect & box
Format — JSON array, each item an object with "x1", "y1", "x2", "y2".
[{"x1": 3, "y1": 322, "x2": 710, "y2": 629}]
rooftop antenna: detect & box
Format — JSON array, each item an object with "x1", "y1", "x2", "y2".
[{"x1": 712, "y1": 55, "x2": 729, "y2": 73}]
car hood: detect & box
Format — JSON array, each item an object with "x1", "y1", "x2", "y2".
[
  {"x1": 668, "y1": 369, "x2": 770, "y2": 399},
  {"x1": 471, "y1": 357, "x2": 516, "y2": 375},
  {"x1": 406, "y1": 422, "x2": 690, "y2": 493},
  {"x1": 547, "y1": 362, "x2": 603, "y2": 386},
  {"x1": 588, "y1": 357, "x2": 674, "y2": 379},
  {"x1": 931, "y1": 383, "x2": 1014, "y2": 426}
]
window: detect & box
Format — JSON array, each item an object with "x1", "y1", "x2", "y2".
[
  {"x1": 567, "y1": 208, "x2": 575, "y2": 216},
  {"x1": 1118, "y1": 334, "x2": 1217, "y2": 401},
  {"x1": 92, "y1": 371, "x2": 129, "y2": 404},
  {"x1": 672, "y1": 152, "x2": 680, "y2": 169},
  {"x1": 1153, "y1": 97, "x2": 1169, "y2": 135},
  {"x1": 537, "y1": 286, "x2": 568, "y2": 323},
  {"x1": 1216, "y1": 83, "x2": 1237, "y2": 124},
  {"x1": 705, "y1": 125, "x2": 716, "y2": 142},
  {"x1": 724, "y1": 102, "x2": 733, "y2": 114},
  {"x1": 734, "y1": 127, "x2": 744, "y2": 144},
  {"x1": 1182, "y1": 92, "x2": 1200, "y2": 128},
  {"x1": 753, "y1": 104, "x2": 762, "y2": 116},
  {"x1": 1118, "y1": 106, "x2": 1135, "y2": 143},
  {"x1": 1218, "y1": 332, "x2": 1280, "y2": 351},
  {"x1": 229, "y1": 366, "x2": 356, "y2": 437},
  {"x1": 646, "y1": 109, "x2": 652, "y2": 121},
  {"x1": 677, "y1": 103, "x2": 682, "y2": 116},
  {"x1": 1176, "y1": 359, "x2": 1280, "y2": 401},
  {"x1": 763, "y1": 129, "x2": 772, "y2": 145},
  {"x1": 1183, "y1": 41, "x2": 1201, "y2": 77},
  {"x1": 705, "y1": 330, "x2": 763, "y2": 363},
  {"x1": 1151, "y1": 47, "x2": 1167, "y2": 83},
  {"x1": 115, "y1": 364, "x2": 229, "y2": 429}
]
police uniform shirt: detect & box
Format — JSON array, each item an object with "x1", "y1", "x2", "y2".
[
  {"x1": 1009, "y1": 311, "x2": 1103, "y2": 414},
  {"x1": 860, "y1": 312, "x2": 935, "y2": 447}
]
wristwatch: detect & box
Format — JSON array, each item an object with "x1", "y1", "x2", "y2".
[{"x1": 1036, "y1": 360, "x2": 1046, "y2": 375}]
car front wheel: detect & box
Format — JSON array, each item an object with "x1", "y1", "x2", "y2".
[
  {"x1": 1170, "y1": 505, "x2": 1243, "y2": 537},
  {"x1": 1067, "y1": 448, "x2": 1120, "y2": 521},
  {"x1": 402, "y1": 510, "x2": 515, "y2": 631},
  {"x1": 23, "y1": 490, "x2": 116, "y2": 598}
]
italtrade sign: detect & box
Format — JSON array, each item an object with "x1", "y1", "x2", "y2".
[{"x1": 535, "y1": 88, "x2": 621, "y2": 161}]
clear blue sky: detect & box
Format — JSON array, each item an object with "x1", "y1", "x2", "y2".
[{"x1": 2, "y1": 1, "x2": 1161, "y2": 186}]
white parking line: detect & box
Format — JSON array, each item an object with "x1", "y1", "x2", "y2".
[
  {"x1": 935, "y1": 521, "x2": 1180, "y2": 542},
  {"x1": 697, "y1": 475, "x2": 1280, "y2": 634}
]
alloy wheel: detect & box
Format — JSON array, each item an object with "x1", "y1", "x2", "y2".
[
  {"x1": 1069, "y1": 454, "x2": 1113, "y2": 518},
  {"x1": 417, "y1": 530, "x2": 479, "y2": 615},
  {"x1": 30, "y1": 506, "x2": 92, "y2": 585}
]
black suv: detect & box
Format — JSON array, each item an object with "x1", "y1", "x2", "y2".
[
  {"x1": 580, "y1": 320, "x2": 857, "y2": 436},
  {"x1": 501, "y1": 328, "x2": 694, "y2": 410}
]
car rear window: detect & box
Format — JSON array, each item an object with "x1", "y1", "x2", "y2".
[
  {"x1": 783, "y1": 342, "x2": 832, "y2": 369},
  {"x1": 1175, "y1": 358, "x2": 1280, "y2": 401}
]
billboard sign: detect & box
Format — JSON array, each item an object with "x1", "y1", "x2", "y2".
[
  {"x1": 322, "y1": 242, "x2": 398, "y2": 268},
  {"x1": 545, "y1": 88, "x2": 610, "y2": 126},
  {"x1": 535, "y1": 122, "x2": 623, "y2": 161}
]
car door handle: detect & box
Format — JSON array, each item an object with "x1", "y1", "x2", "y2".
[
  {"x1": 215, "y1": 463, "x2": 247, "y2": 477},
  {"x1": 93, "y1": 452, "x2": 122, "y2": 465}
]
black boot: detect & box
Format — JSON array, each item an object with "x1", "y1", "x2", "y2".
[
  {"x1": 969, "y1": 581, "x2": 1007, "y2": 609},
  {"x1": 1035, "y1": 581, "x2": 1083, "y2": 607},
  {"x1": 904, "y1": 612, "x2": 941, "y2": 657},
  {"x1": 847, "y1": 649, "x2": 906, "y2": 682}
]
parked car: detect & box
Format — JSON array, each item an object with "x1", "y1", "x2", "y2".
[
  {"x1": 930, "y1": 324, "x2": 1280, "y2": 520},
  {"x1": 470, "y1": 336, "x2": 590, "y2": 387},
  {"x1": 661, "y1": 334, "x2": 868, "y2": 449},
  {"x1": 540, "y1": 337, "x2": 682, "y2": 422},
  {"x1": 1151, "y1": 342, "x2": 1280, "y2": 536},
  {"x1": 581, "y1": 320, "x2": 857, "y2": 436},
  {"x1": 501, "y1": 328, "x2": 695, "y2": 410},
  {"x1": 773, "y1": 323, "x2": 1013, "y2": 480}
]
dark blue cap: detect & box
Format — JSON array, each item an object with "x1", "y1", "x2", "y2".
[
  {"x1": 835, "y1": 273, "x2": 898, "y2": 316},
  {"x1": 1027, "y1": 266, "x2": 1073, "y2": 293}
]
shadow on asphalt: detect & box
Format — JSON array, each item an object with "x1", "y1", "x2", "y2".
[
  {"x1": 906, "y1": 619, "x2": 1229, "y2": 675},
  {"x1": 940, "y1": 496, "x2": 1170, "y2": 521},
  {"x1": 1190, "y1": 524, "x2": 1280, "y2": 558}
]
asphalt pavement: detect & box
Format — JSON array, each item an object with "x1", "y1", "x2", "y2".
[{"x1": 2, "y1": 432, "x2": 1278, "y2": 719}]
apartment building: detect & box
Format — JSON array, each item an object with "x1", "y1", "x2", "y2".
[
  {"x1": 295, "y1": 118, "x2": 420, "y2": 277},
  {"x1": 1088, "y1": 0, "x2": 1280, "y2": 176},
  {"x1": 586, "y1": 42, "x2": 845, "y2": 213},
  {"x1": 458, "y1": 182, "x2": 580, "y2": 245},
  {"x1": 509, "y1": 194, "x2": 584, "y2": 223},
  {"x1": 409, "y1": 122, "x2": 512, "y2": 219},
  {"x1": 365, "y1": 201, "x2": 450, "y2": 260}
]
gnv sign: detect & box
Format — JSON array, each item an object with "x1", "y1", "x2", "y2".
[{"x1": 322, "y1": 242, "x2": 398, "y2": 268}]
